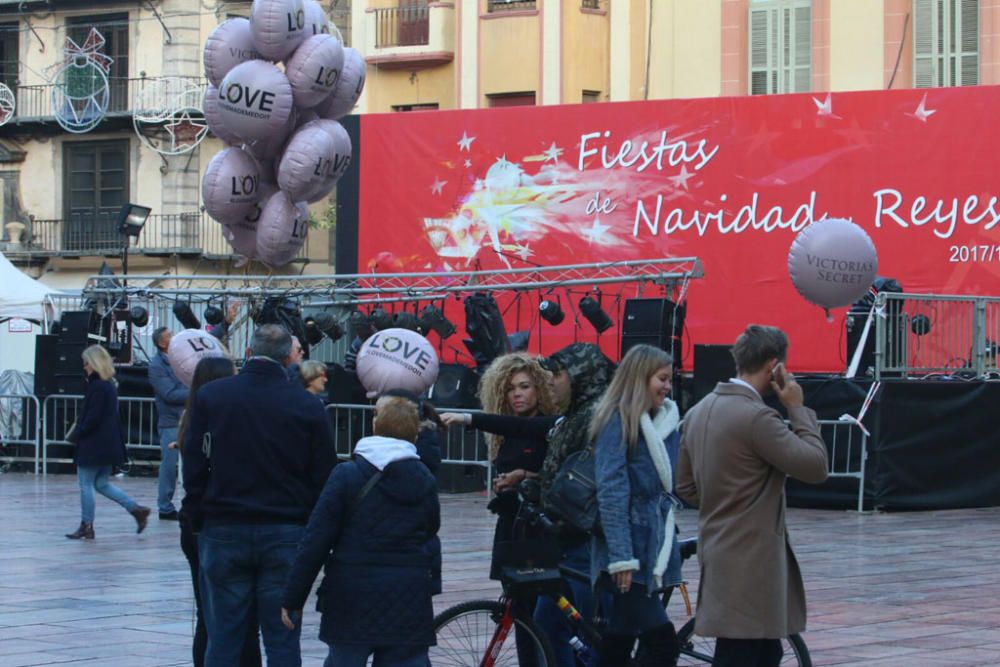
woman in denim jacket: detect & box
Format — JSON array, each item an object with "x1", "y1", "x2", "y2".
[{"x1": 590, "y1": 344, "x2": 683, "y2": 666}]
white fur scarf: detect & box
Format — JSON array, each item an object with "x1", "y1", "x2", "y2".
[{"x1": 640, "y1": 399, "x2": 680, "y2": 589}]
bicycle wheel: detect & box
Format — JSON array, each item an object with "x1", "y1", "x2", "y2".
[
  {"x1": 676, "y1": 618, "x2": 813, "y2": 667},
  {"x1": 431, "y1": 599, "x2": 557, "y2": 667}
]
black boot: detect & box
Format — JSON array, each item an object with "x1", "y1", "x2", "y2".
[
  {"x1": 636, "y1": 622, "x2": 680, "y2": 667},
  {"x1": 65, "y1": 522, "x2": 95, "y2": 540},
  {"x1": 598, "y1": 633, "x2": 635, "y2": 666},
  {"x1": 129, "y1": 506, "x2": 151, "y2": 534}
]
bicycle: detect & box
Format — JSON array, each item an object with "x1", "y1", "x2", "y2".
[{"x1": 431, "y1": 497, "x2": 812, "y2": 666}]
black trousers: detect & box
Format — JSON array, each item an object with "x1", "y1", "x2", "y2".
[
  {"x1": 179, "y1": 519, "x2": 263, "y2": 667},
  {"x1": 713, "y1": 638, "x2": 783, "y2": 667}
]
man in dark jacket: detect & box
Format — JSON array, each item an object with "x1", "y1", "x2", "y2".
[
  {"x1": 148, "y1": 326, "x2": 187, "y2": 520},
  {"x1": 182, "y1": 324, "x2": 335, "y2": 667}
]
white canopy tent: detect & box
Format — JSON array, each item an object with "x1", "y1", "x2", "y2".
[{"x1": 0, "y1": 251, "x2": 57, "y2": 323}]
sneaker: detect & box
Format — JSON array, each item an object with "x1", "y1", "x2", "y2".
[{"x1": 158, "y1": 510, "x2": 180, "y2": 521}]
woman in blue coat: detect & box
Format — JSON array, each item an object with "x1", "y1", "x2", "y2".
[
  {"x1": 65, "y1": 345, "x2": 151, "y2": 539},
  {"x1": 281, "y1": 395, "x2": 440, "y2": 667},
  {"x1": 589, "y1": 344, "x2": 683, "y2": 666}
]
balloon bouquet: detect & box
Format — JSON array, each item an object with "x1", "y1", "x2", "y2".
[{"x1": 201, "y1": 0, "x2": 365, "y2": 267}]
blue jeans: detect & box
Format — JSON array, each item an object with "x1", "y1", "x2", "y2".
[
  {"x1": 324, "y1": 643, "x2": 428, "y2": 667},
  {"x1": 534, "y1": 542, "x2": 600, "y2": 667},
  {"x1": 199, "y1": 523, "x2": 304, "y2": 667},
  {"x1": 157, "y1": 427, "x2": 179, "y2": 513},
  {"x1": 78, "y1": 465, "x2": 138, "y2": 523}
]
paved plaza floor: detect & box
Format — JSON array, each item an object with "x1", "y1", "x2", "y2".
[{"x1": 2, "y1": 471, "x2": 1000, "y2": 666}]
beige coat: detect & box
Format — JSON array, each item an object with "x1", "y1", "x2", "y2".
[{"x1": 676, "y1": 383, "x2": 828, "y2": 639}]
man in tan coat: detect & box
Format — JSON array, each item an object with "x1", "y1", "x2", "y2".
[{"x1": 677, "y1": 324, "x2": 828, "y2": 667}]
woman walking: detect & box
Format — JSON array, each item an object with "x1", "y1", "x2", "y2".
[
  {"x1": 66, "y1": 345, "x2": 151, "y2": 539},
  {"x1": 589, "y1": 344, "x2": 683, "y2": 666},
  {"x1": 176, "y1": 357, "x2": 262, "y2": 667}
]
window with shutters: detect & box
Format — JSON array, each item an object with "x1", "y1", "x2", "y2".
[
  {"x1": 0, "y1": 23, "x2": 18, "y2": 93},
  {"x1": 748, "y1": 0, "x2": 812, "y2": 95},
  {"x1": 67, "y1": 14, "x2": 129, "y2": 112},
  {"x1": 913, "y1": 0, "x2": 979, "y2": 87}
]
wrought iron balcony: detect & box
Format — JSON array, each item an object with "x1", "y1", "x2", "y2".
[
  {"x1": 5, "y1": 76, "x2": 207, "y2": 125},
  {"x1": 487, "y1": 0, "x2": 537, "y2": 12},
  {"x1": 374, "y1": 4, "x2": 430, "y2": 48},
  {"x1": 1, "y1": 212, "x2": 312, "y2": 263}
]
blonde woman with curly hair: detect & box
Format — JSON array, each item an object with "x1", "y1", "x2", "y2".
[{"x1": 441, "y1": 352, "x2": 560, "y2": 579}]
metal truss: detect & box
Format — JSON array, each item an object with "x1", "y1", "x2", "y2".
[{"x1": 82, "y1": 258, "x2": 704, "y2": 305}]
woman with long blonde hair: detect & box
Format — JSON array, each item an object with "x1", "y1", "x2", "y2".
[
  {"x1": 441, "y1": 352, "x2": 559, "y2": 579},
  {"x1": 65, "y1": 345, "x2": 151, "y2": 539},
  {"x1": 589, "y1": 344, "x2": 683, "y2": 666}
]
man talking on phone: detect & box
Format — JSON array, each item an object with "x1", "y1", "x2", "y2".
[{"x1": 677, "y1": 325, "x2": 828, "y2": 667}]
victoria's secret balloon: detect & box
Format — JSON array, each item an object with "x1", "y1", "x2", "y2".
[{"x1": 788, "y1": 218, "x2": 878, "y2": 315}]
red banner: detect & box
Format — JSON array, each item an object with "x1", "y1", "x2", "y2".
[{"x1": 358, "y1": 87, "x2": 1000, "y2": 372}]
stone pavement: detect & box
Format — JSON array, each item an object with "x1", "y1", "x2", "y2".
[{"x1": 2, "y1": 472, "x2": 1000, "y2": 666}]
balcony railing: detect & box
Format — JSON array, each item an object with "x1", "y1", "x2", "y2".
[
  {"x1": 581, "y1": 0, "x2": 605, "y2": 9},
  {"x1": 8, "y1": 76, "x2": 207, "y2": 123},
  {"x1": 487, "y1": 0, "x2": 537, "y2": 11},
  {"x1": 374, "y1": 5, "x2": 430, "y2": 48},
  {"x1": 3, "y1": 212, "x2": 311, "y2": 262}
]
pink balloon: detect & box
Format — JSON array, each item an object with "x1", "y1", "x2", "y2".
[
  {"x1": 302, "y1": 0, "x2": 329, "y2": 35},
  {"x1": 256, "y1": 190, "x2": 309, "y2": 266},
  {"x1": 788, "y1": 218, "x2": 879, "y2": 311},
  {"x1": 167, "y1": 329, "x2": 228, "y2": 387},
  {"x1": 250, "y1": 0, "x2": 307, "y2": 61},
  {"x1": 217, "y1": 60, "x2": 294, "y2": 143},
  {"x1": 202, "y1": 147, "x2": 261, "y2": 225},
  {"x1": 204, "y1": 18, "x2": 262, "y2": 87},
  {"x1": 222, "y1": 182, "x2": 278, "y2": 257},
  {"x1": 285, "y1": 34, "x2": 344, "y2": 109},
  {"x1": 277, "y1": 120, "x2": 347, "y2": 201},
  {"x1": 303, "y1": 119, "x2": 352, "y2": 202},
  {"x1": 203, "y1": 84, "x2": 243, "y2": 145},
  {"x1": 316, "y1": 47, "x2": 365, "y2": 120},
  {"x1": 356, "y1": 328, "x2": 440, "y2": 398}
]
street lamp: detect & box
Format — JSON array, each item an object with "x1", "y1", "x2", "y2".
[{"x1": 117, "y1": 203, "x2": 151, "y2": 288}]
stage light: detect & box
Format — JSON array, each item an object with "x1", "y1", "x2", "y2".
[
  {"x1": 117, "y1": 203, "x2": 151, "y2": 238},
  {"x1": 394, "y1": 310, "x2": 420, "y2": 331},
  {"x1": 539, "y1": 299, "x2": 565, "y2": 325},
  {"x1": 910, "y1": 314, "x2": 931, "y2": 336},
  {"x1": 203, "y1": 304, "x2": 224, "y2": 326},
  {"x1": 370, "y1": 307, "x2": 393, "y2": 331},
  {"x1": 129, "y1": 305, "x2": 149, "y2": 328},
  {"x1": 173, "y1": 301, "x2": 202, "y2": 330},
  {"x1": 313, "y1": 312, "x2": 344, "y2": 342},
  {"x1": 349, "y1": 311, "x2": 373, "y2": 341},
  {"x1": 579, "y1": 296, "x2": 613, "y2": 333},
  {"x1": 419, "y1": 304, "x2": 456, "y2": 339},
  {"x1": 303, "y1": 316, "x2": 325, "y2": 346}
]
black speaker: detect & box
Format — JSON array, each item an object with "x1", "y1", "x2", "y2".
[
  {"x1": 426, "y1": 364, "x2": 480, "y2": 408},
  {"x1": 621, "y1": 298, "x2": 686, "y2": 368},
  {"x1": 325, "y1": 363, "x2": 367, "y2": 404},
  {"x1": 694, "y1": 344, "x2": 735, "y2": 402},
  {"x1": 59, "y1": 311, "x2": 99, "y2": 344},
  {"x1": 55, "y1": 343, "x2": 86, "y2": 374},
  {"x1": 34, "y1": 335, "x2": 58, "y2": 397}
]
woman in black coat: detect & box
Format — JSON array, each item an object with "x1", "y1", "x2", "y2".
[
  {"x1": 65, "y1": 345, "x2": 151, "y2": 539},
  {"x1": 282, "y1": 395, "x2": 440, "y2": 667},
  {"x1": 441, "y1": 352, "x2": 560, "y2": 579}
]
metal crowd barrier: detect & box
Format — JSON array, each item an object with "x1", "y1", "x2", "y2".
[
  {"x1": 324, "y1": 403, "x2": 493, "y2": 487},
  {"x1": 41, "y1": 395, "x2": 160, "y2": 474},
  {"x1": 0, "y1": 394, "x2": 42, "y2": 474},
  {"x1": 812, "y1": 418, "x2": 868, "y2": 512},
  {"x1": 875, "y1": 292, "x2": 1000, "y2": 379}
]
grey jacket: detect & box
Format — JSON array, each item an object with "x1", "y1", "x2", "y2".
[{"x1": 149, "y1": 351, "x2": 188, "y2": 429}]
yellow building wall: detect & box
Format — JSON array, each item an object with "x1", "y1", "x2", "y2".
[
  {"x1": 364, "y1": 64, "x2": 456, "y2": 112},
  {"x1": 563, "y1": 3, "x2": 610, "y2": 104},
  {"x1": 629, "y1": 0, "x2": 649, "y2": 100},
  {"x1": 830, "y1": 0, "x2": 884, "y2": 91},
  {"x1": 479, "y1": 14, "x2": 541, "y2": 102},
  {"x1": 647, "y1": 0, "x2": 722, "y2": 100}
]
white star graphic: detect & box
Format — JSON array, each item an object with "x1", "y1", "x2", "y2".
[
  {"x1": 457, "y1": 132, "x2": 476, "y2": 152},
  {"x1": 907, "y1": 93, "x2": 937, "y2": 123},
  {"x1": 464, "y1": 159, "x2": 472, "y2": 168},
  {"x1": 582, "y1": 217, "x2": 612, "y2": 245},
  {"x1": 812, "y1": 93, "x2": 842, "y2": 119},
  {"x1": 514, "y1": 244, "x2": 533, "y2": 262},
  {"x1": 474, "y1": 178, "x2": 485, "y2": 190},
  {"x1": 431, "y1": 178, "x2": 447, "y2": 195},
  {"x1": 668, "y1": 165, "x2": 694, "y2": 191},
  {"x1": 163, "y1": 108, "x2": 209, "y2": 152},
  {"x1": 542, "y1": 142, "x2": 563, "y2": 163}
]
